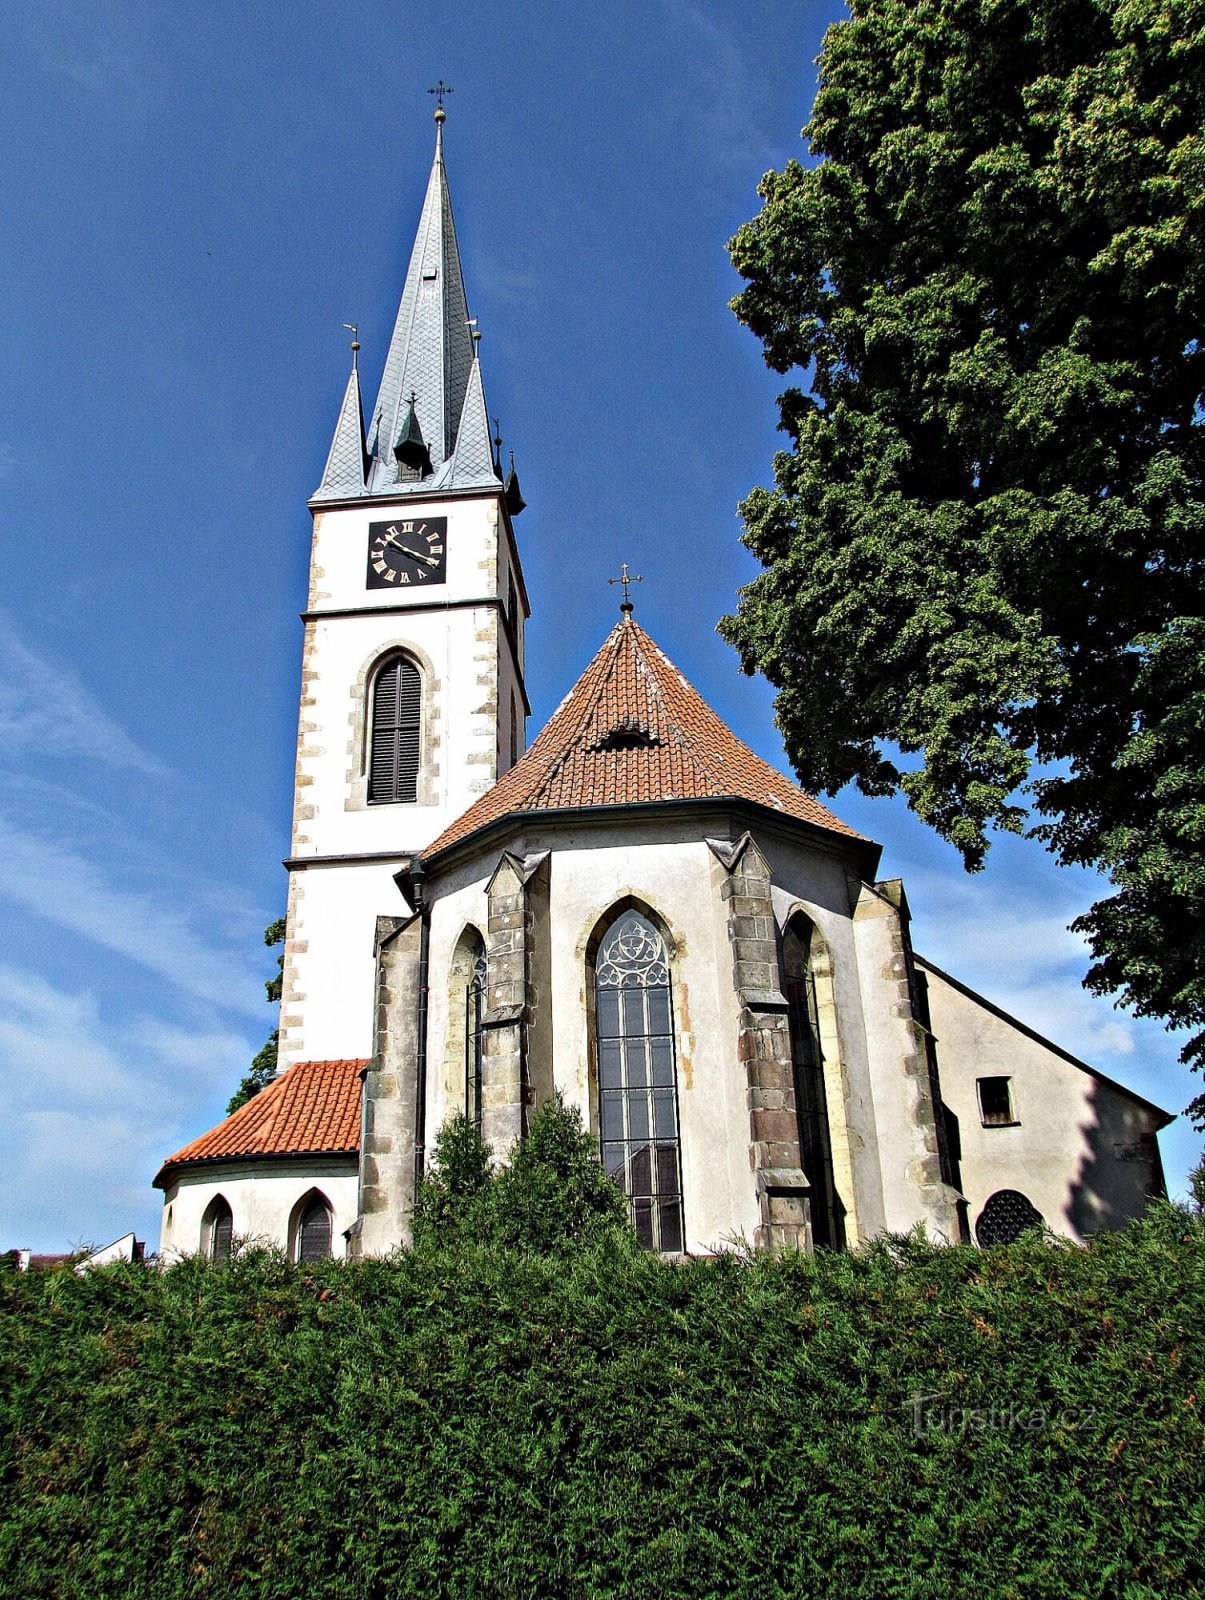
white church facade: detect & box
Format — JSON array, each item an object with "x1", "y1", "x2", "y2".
[{"x1": 155, "y1": 113, "x2": 1170, "y2": 1263}]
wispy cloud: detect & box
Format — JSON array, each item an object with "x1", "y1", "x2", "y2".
[
  {"x1": 0, "y1": 962, "x2": 253, "y2": 1249},
  {"x1": 0, "y1": 609, "x2": 167, "y2": 777},
  {"x1": 0, "y1": 813, "x2": 263, "y2": 1017},
  {"x1": 16, "y1": 1, "x2": 144, "y2": 105},
  {"x1": 653, "y1": 0, "x2": 787, "y2": 173},
  {"x1": 906, "y1": 867, "x2": 1140, "y2": 1062}
]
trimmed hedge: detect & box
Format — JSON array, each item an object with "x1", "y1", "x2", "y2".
[{"x1": 1, "y1": 1211, "x2": 1202, "y2": 1599}]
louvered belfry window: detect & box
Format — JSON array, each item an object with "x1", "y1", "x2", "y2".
[
  {"x1": 594, "y1": 910, "x2": 684, "y2": 1252},
  {"x1": 369, "y1": 655, "x2": 421, "y2": 804}
]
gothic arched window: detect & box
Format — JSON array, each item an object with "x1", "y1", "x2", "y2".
[
  {"x1": 295, "y1": 1193, "x2": 333, "y2": 1263},
  {"x1": 368, "y1": 654, "x2": 421, "y2": 804},
  {"x1": 203, "y1": 1196, "x2": 233, "y2": 1263},
  {"x1": 783, "y1": 919, "x2": 844, "y2": 1250},
  {"x1": 466, "y1": 939, "x2": 488, "y2": 1132},
  {"x1": 594, "y1": 909, "x2": 683, "y2": 1252}
]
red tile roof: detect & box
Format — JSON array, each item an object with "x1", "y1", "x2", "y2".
[
  {"x1": 426, "y1": 616, "x2": 866, "y2": 858},
  {"x1": 156, "y1": 1059, "x2": 365, "y2": 1184}
]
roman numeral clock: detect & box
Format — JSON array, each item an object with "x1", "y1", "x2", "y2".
[{"x1": 366, "y1": 517, "x2": 447, "y2": 589}]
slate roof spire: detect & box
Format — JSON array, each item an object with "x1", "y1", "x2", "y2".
[{"x1": 312, "y1": 107, "x2": 506, "y2": 501}]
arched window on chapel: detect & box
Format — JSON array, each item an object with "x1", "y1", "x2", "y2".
[
  {"x1": 202, "y1": 1195, "x2": 233, "y2": 1263},
  {"x1": 294, "y1": 1192, "x2": 333, "y2": 1263},
  {"x1": 593, "y1": 908, "x2": 683, "y2": 1252},
  {"x1": 368, "y1": 654, "x2": 421, "y2": 804}
]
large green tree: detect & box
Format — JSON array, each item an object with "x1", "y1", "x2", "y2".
[{"x1": 723, "y1": 0, "x2": 1205, "y2": 1113}]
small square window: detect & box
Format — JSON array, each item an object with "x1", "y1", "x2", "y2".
[{"x1": 978, "y1": 1076, "x2": 1017, "y2": 1127}]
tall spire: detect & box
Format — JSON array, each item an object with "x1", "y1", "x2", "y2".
[{"x1": 362, "y1": 109, "x2": 476, "y2": 495}]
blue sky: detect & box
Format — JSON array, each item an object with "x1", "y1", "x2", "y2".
[{"x1": 1, "y1": 0, "x2": 1197, "y2": 1252}]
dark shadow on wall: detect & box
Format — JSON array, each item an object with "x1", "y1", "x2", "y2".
[{"x1": 1068, "y1": 1079, "x2": 1168, "y2": 1238}]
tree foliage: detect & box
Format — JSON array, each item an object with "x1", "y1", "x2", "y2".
[
  {"x1": 226, "y1": 917, "x2": 286, "y2": 1115},
  {"x1": 722, "y1": 0, "x2": 1205, "y2": 1108},
  {"x1": 413, "y1": 1095, "x2": 632, "y2": 1255}
]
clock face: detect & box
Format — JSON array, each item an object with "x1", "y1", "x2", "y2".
[{"x1": 366, "y1": 518, "x2": 447, "y2": 590}]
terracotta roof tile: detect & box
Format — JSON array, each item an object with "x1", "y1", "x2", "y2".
[
  {"x1": 426, "y1": 617, "x2": 865, "y2": 857},
  {"x1": 157, "y1": 1059, "x2": 364, "y2": 1181}
]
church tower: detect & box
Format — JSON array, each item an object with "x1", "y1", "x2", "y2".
[{"x1": 279, "y1": 106, "x2": 529, "y2": 1069}]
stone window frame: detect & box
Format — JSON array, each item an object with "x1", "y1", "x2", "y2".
[
  {"x1": 442, "y1": 923, "x2": 488, "y2": 1122},
  {"x1": 582, "y1": 894, "x2": 688, "y2": 1252},
  {"x1": 345, "y1": 640, "x2": 440, "y2": 811},
  {"x1": 777, "y1": 901, "x2": 860, "y2": 1246},
  {"x1": 287, "y1": 1187, "x2": 335, "y2": 1262}
]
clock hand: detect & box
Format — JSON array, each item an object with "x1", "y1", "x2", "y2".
[{"x1": 399, "y1": 545, "x2": 439, "y2": 567}]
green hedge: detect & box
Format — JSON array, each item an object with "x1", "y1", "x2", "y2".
[{"x1": 1, "y1": 1211, "x2": 1202, "y2": 1599}]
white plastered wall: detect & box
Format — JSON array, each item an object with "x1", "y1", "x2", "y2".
[
  {"x1": 423, "y1": 822, "x2": 778, "y2": 1252},
  {"x1": 158, "y1": 1159, "x2": 359, "y2": 1260},
  {"x1": 281, "y1": 488, "x2": 526, "y2": 1069},
  {"x1": 282, "y1": 861, "x2": 407, "y2": 1064},
  {"x1": 922, "y1": 964, "x2": 1167, "y2": 1242}
]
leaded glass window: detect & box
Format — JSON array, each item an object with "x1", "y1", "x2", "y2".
[
  {"x1": 594, "y1": 910, "x2": 683, "y2": 1252},
  {"x1": 466, "y1": 947, "x2": 487, "y2": 1132},
  {"x1": 297, "y1": 1195, "x2": 332, "y2": 1263}
]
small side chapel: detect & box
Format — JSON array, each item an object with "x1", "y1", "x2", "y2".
[{"x1": 154, "y1": 112, "x2": 1169, "y2": 1263}]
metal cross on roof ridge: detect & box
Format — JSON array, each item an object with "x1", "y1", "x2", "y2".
[{"x1": 608, "y1": 562, "x2": 643, "y2": 614}]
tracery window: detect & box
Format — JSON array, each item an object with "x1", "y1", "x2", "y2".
[
  {"x1": 368, "y1": 654, "x2": 421, "y2": 804},
  {"x1": 975, "y1": 1189, "x2": 1044, "y2": 1247},
  {"x1": 466, "y1": 943, "x2": 488, "y2": 1132},
  {"x1": 783, "y1": 920, "x2": 844, "y2": 1250},
  {"x1": 296, "y1": 1194, "x2": 333, "y2": 1263},
  {"x1": 594, "y1": 909, "x2": 683, "y2": 1252},
  {"x1": 204, "y1": 1196, "x2": 233, "y2": 1263}
]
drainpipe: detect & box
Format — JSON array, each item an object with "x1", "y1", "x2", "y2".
[{"x1": 410, "y1": 860, "x2": 431, "y2": 1191}]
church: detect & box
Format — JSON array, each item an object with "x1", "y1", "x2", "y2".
[{"x1": 154, "y1": 110, "x2": 1170, "y2": 1264}]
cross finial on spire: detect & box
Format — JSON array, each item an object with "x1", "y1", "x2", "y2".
[
  {"x1": 342, "y1": 322, "x2": 360, "y2": 371},
  {"x1": 608, "y1": 562, "x2": 644, "y2": 615},
  {"x1": 428, "y1": 80, "x2": 454, "y2": 122}
]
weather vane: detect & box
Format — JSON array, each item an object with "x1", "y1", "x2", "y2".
[
  {"x1": 342, "y1": 322, "x2": 359, "y2": 369},
  {"x1": 608, "y1": 562, "x2": 643, "y2": 614},
  {"x1": 428, "y1": 80, "x2": 454, "y2": 120}
]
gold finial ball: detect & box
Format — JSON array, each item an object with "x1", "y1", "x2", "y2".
[
  {"x1": 351, "y1": 340, "x2": 361, "y2": 352},
  {"x1": 434, "y1": 106, "x2": 446, "y2": 124}
]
